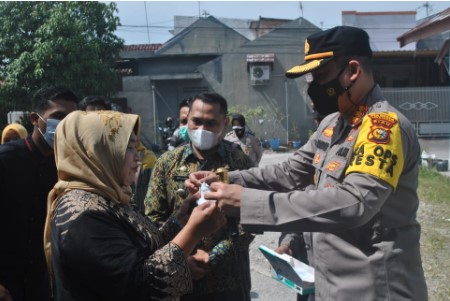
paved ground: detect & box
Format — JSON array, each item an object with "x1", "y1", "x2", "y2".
[
  {"x1": 249, "y1": 151, "x2": 298, "y2": 300},
  {"x1": 248, "y1": 138, "x2": 450, "y2": 300}
]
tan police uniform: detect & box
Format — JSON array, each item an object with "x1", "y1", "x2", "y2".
[
  {"x1": 225, "y1": 130, "x2": 263, "y2": 166},
  {"x1": 229, "y1": 85, "x2": 427, "y2": 301}
]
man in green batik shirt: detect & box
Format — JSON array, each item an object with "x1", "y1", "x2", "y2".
[{"x1": 145, "y1": 92, "x2": 254, "y2": 301}]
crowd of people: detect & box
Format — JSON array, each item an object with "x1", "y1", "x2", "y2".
[{"x1": 0, "y1": 26, "x2": 427, "y2": 301}]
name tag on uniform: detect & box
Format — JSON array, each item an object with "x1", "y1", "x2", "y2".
[{"x1": 173, "y1": 175, "x2": 188, "y2": 181}]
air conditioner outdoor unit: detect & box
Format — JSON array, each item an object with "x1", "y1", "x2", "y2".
[{"x1": 250, "y1": 65, "x2": 270, "y2": 85}]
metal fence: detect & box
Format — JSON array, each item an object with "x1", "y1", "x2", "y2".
[{"x1": 381, "y1": 86, "x2": 450, "y2": 137}]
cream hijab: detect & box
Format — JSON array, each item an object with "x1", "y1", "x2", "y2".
[{"x1": 44, "y1": 110, "x2": 140, "y2": 278}]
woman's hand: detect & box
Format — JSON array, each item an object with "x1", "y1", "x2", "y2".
[
  {"x1": 187, "y1": 249, "x2": 211, "y2": 280},
  {"x1": 186, "y1": 201, "x2": 226, "y2": 238},
  {"x1": 174, "y1": 194, "x2": 199, "y2": 226},
  {"x1": 172, "y1": 201, "x2": 226, "y2": 256}
]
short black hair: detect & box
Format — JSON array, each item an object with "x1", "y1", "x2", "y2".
[
  {"x1": 32, "y1": 85, "x2": 78, "y2": 113},
  {"x1": 190, "y1": 92, "x2": 228, "y2": 117},
  {"x1": 337, "y1": 56, "x2": 373, "y2": 74},
  {"x1": 79, "y1": 95, "x2": 112, "y2": 111},
  {"x1": 179, "y1": 97, "x2": 191, "y2": 110}
]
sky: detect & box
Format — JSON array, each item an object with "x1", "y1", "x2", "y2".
[{"x1": 113, "y1": 1, "x2": 450, "y2": 45}]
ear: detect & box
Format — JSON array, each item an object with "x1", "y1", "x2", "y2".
[
  {"x1": 224, "y1": 115, "x2": 230, "y2": 127},
  {"x1": 29, "y1": 112, "x2": 39, "y2": 126},
  {"x1": 348, "y1": 60, "x2": 360, "y2": 82}
]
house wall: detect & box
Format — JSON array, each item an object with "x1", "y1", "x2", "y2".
[
  {"x1": 118, "y1": 15, "x2": 450, "y2": 149},
  {"x1": 196, "y1": 20, "x2": 321, "y2": 144},
  {"x1": 197, "y1": 54, "x2": 315, "y2": 143},
  {"x1": 116, "y1": 76, "x2": 155, "y2": 147},
  {"x1": 137, "y1": 55, "x2": 217, "y2": 75},
  {"x1": 342, "y1": 11, "x2": 417, "y2": 51}
]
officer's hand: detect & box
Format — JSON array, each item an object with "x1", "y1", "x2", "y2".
[
  {"x1": 205, "y1": 182, "x2": 243, "y2": 217},
  {"x1": 185, "y1": 171, "x2": 218, "y2": 194}
]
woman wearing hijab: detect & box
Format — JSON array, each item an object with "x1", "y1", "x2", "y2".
[
  {"x1": 1, "y1": 123, "x2": 28, "y2": 144},
  {"x1": 44, "y1": 110, "x2": 225, "y2": 301}
]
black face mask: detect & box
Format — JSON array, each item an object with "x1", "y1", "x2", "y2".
[
  {"x1": 307, "y1": 66, "x2": 347, "y2": 117},
  {"x1": 232, "y1": 126, "x2": 245, "y2": 139}
]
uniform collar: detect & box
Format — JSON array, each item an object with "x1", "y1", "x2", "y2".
[
  {"x1": 181, "y1": 142, "x2": 228, "y2": 164},
  {"x1": 348, "y1": 84, "x2": 381, "y2": 127}
]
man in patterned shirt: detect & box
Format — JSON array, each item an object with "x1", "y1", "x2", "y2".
[{"x1": 145, "y1": 92, "x2": 254, "y2": 301}]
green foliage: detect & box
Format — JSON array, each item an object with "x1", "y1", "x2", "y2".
[
  {"x1": 417, "y1": 166, "x2": 450, "y2": 300},
  {"x1": 418, "y1": 166, "x2": 450, "y2": 205},
  {"x1": 0, "y1": 1, "x2": 124, "y2": 126},
  {"x1": 290, "y1": 123, "x2": 300, "y2": 141}
]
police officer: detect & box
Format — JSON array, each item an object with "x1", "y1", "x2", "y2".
[
  {"x1": 187, "y1": 26, "x2": 427, "y2": 300},
  {"x1": 225, "y1": 114, "x2": 263, "y2": 166}
]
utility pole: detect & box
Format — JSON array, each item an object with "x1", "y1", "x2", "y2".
[
  {"x1": 201, "y1": 10, "x2": 210, "y2": 18},
  {"x1": 144, "y1": 2, "x2": 151, "y2": 43},
  {"x1": 417, "y1": 2, "x2": 433, "y2": 17},
  {"x1": 424, "y1": 1, "x2": 430, "y2": 16}
]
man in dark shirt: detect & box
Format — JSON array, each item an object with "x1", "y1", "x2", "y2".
[{"x1": 0, "y1": 86, "x2": 78, "y2": 301}]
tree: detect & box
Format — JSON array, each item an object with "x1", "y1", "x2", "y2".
[{"x1": 0, "y1": 1, "x2": 124, "y2": 127}]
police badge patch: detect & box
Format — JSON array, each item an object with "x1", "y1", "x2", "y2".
[
  {"x1": 367, "y1": 113, "x2": 398, "y2": 144},
  {"x1": 346, "y1": 112, "x2": 404, "y2": 189}
]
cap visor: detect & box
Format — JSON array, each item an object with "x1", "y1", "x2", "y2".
[{"x1": 285, "y1": 58, "x2": 332, "y2": 78}]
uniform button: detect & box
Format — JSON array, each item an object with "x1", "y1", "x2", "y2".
[{"x1": 305, "y1": 244, "x2": 310, "y2": 249}]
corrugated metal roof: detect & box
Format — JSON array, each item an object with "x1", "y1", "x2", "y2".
[
  {"x1": 397, "y1": 7, "x2": 450, "y2": 47},
  {"x1": 173, "y1": 16, "x2": 256, "y2": 40},
  {"x1": 246, "y1": 53, "x2": 275, "y2": 62},
  {"x1": 122, "y1": 44, "x2": 163, "y2": 52},
  {"x1": 343, "y1": 11, "x2": 416, "y2": 16}
]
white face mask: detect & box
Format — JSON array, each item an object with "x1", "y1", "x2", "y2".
[{"x1": 188, "y1": 129, "x2": 221, "y2": 151}]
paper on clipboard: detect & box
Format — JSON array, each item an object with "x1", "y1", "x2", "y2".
[{"x1": 258, "y1": 245, "x2": 315, "y2": 295}]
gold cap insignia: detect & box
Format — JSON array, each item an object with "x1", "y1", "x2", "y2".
[{"x1": 304, "y1": 39, "x2": 310, "y2": 56}]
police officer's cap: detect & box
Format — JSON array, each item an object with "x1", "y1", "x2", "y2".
[
  {"x1": 231, "y1": 113, "x2": 246, "y2": 126},
  {"x1": 285, "y1": 26, "x2": 372, "y2": 78}
]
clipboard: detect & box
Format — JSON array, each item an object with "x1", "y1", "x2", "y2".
[{"x1": 258, "y1": 245, "x2": 315, "y2": 295}]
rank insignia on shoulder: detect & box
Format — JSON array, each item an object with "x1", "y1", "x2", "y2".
[{"x1": 323, "y1": 127, "x2": 333, "y2": 138}]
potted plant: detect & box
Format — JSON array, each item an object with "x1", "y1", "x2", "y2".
[{"x1": 290, "y1": 124, "x2": 301, "y2": 148}]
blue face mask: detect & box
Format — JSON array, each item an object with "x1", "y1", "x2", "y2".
[
  {"x1": 179, "y1": 125, "x2": 190, "y2": 142},
  {"x1": 37, "y1": 115, "x2": 61, "y2": 149}
]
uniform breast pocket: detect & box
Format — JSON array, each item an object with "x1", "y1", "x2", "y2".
[{"x1": 320, "y1": 159, "x2": 348, "y2": 187}]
